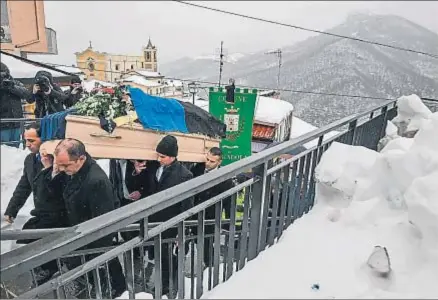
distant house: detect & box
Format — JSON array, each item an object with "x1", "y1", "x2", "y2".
[
  {"x1": 163, "y1": 79, "x2": 183, "y2": 97},
  {"x1": 119, "y1": 74, "x2": 164, "y2": 96}
]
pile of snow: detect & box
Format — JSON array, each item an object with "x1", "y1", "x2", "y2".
[
  {"x1": 1, "y1": 146, "x2": 34, "y2": 217},
  {"x1": 1, "y1": 146, "x2": 34, "y2": 254},
  {"x1": 203, "y1": 96, "x2": 438, "y2": 299},
  {"x1": 392, "y1": 94, "x2": 432, "y2": 136}
]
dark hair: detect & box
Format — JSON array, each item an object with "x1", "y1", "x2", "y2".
[
  {"x1": 0, "y1": 62, "x2": 10, "y2": 75},
  {"x1": 54, "y1": 138, "x2": 86, "y2": 161},
  {"x1": 71, "y1": 76, "x2": 82, "y2": 84},
  {"x1": 209, "y1": 147, "x2": 222, "y2": 159},
  {"x1": 25, "y1": 122, "x2": 41, "y2": 137}
]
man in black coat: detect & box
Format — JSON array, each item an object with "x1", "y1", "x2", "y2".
[
  {"x1": 190, "y1": 147, "x2": 234, "y2": 267},
  {"x1": 17, "y1": 154, "x2": 70, "y2": 285},
  {"x1": 0, "y1": 62, "x2": 32, "y2": 147},
  {"x1": 53, "y1": 138, "x2": 126, "y2": 298},
  {"x1": 64, "y1": 76, "x2": 84, "y2": 108},
  {"x1": 4, "y1": 124, "x2": 44, "y2": 224},
  {"x1": 190, "y1": 147, "x2": 234, "y2": 268},
  {"x1": 27, "y1": 70, "x2": 68, "y2": 118},
  {"x1": 18, "y1": 153, "x2": 69, "y2": 240},
  {"x1": 147, "y1": 135, "x2": 194, "y2": 298},
  {"x1": 148, "y1": 135, "x2": 194, "y2": 224},
  {"x1": 110, "y1": 159, "x2": 156, "y2": 242}
]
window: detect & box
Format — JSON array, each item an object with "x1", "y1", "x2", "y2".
[
  {"x1": 88, "y1": 62, "x2": 95, "y2": 71},
  {"x1": 153, "y1": 52, "x2": 156, "y2": 61},
  {"x1": 146, "y1": 52, "x2": 151, "y2": 61},
  {"x1": 115, "y1": 64, "x2": 120, "y2": 71},
  {"x1": 131, "y1": 64, "x2": 134, "y2": 70},
  {"x1": 142, "y1": 62, "x2": 144, "y2": 68}
]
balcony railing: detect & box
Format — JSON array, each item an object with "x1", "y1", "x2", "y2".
[{"x1": 0, "y1": 100, "x2": 397, "y2": 299}]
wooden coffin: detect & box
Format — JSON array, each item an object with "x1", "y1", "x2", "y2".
[{"x1": 42, "y1": 115, "x2": 221, "y2": 162}]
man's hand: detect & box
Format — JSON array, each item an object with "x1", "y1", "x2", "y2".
[
  {"x1": 40, "y1": 152, "x2": 54, "y2": 169},
  {"x1": 4, "y1": 215, "x2": 14, "y2": 224},
  {"x1": 71, "y1": 87, "x2": 79, "y2": 95},
  {"x1": 33, "y1": 84, "x2": 40, "y2": 94},
  {"x1": 52, "y1": 163, "x2": 60, "y2": 178},
  {"x1": 133, "y1": 160, "x2": 146, "y2": 175},
  {"x1": 128, "y1": 191, "x2": 141, "y2": 201}
]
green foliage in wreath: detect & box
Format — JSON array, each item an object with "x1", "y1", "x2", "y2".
[{"x1": 74, "y1": 87, "x2": 133, "y2": 120}]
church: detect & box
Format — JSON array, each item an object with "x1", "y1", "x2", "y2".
[{"x1": 74, "y1": 38, "x2": 158, "y2": 82}]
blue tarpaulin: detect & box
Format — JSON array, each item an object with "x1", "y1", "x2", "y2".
[
  {"x1": 40, "y1": 108, "x2": 77, "y2": 142},
  {"x1": 129, "y1": 87, "x2": 188, "y2": 133}
]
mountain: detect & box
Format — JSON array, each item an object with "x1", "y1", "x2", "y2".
[{"x1": 160, "y1": 14, "x2": 438, "y2": 127}]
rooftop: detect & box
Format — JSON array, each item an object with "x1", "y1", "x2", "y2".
[
  {"x1": 121, "y1": 75, "x2": 163, "y2": 87},
  {"x1": 1, "y1": 54, "x2": 71, "y2": 79}
]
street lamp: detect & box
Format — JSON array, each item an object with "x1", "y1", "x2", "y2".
[{"x1": 188, "y1": 82, "x2": 198, "y2": 105}]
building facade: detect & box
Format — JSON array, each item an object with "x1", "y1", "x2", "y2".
[
  {"x1": 0, "y1": 0, "x2": 58, "y2": 56},
  {"x1": 75, "y1": 38, "x2": 158, "y2": 82}
]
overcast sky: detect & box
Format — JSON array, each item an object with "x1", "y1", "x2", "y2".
[{"x1": 31, "y1": 1, "x2": 438, "y2": 66}]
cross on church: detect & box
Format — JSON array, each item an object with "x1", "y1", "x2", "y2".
[{"x1": 89, "y1": 41, "x2": 92, "y2": 48}]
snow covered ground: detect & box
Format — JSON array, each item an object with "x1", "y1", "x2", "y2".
[{"x1": 202, "y1": 95, "x2": 438, "y2": 299}]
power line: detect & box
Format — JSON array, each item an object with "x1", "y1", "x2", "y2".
[
  {"x1": 52, "y1": 62, "x2": 397, "y2": 101},
  {"x1": 172, "y1": 1, "x2": 438, "y2": 59},
  {"x1": 2, "y1": 50, "x2": 398, "y2": 102}
]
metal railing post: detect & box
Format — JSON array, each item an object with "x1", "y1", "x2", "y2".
[
  {"x1": 348, "y1": 119, "x2": 358, "y2": 145},
  {"x1": 247, "y1": 162, "x2": 268, "y2": 260},
  {"x1": 379, "y1": 105, "x2": 389, "y2": 140}
]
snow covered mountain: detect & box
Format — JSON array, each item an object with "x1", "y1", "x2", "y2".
[{"x1": 160, "y1": 14, "x2": 438, "y2": 127}]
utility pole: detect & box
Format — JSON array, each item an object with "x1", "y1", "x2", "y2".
[
  {"x1": 218, "y1": 41, "x2": 224, "y2": 87},
  {"x1": 265, "y1": 48, "x2": 282, "y2": 92}
]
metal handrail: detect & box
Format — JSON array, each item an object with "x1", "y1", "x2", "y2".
[{"x1": 0, "y1": 99, "x2": 396, "y2": 283}]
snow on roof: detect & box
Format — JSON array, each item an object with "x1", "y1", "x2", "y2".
[
  {"x1": 1, "y1": 53, "x2": 70, "y2": 79},
  {"x1": 175, "y1": 95, "x2": 294, "y2": 125},
  {"x1": 259, "y1": 90, "x2": 276, "y2": 96},
  {"x1": 82, "y1": 79, "x2": 116, "y2": 92},
  {"x1": 135, "y1": 70, "x2": 164, "y2": 78},
  {"x1": 255, "y1": 96, "x2": 294, "y2": 125},
  {"x1": 50, "y1": 65, "x2": 84, "y2": 75},
  {"x1": 122, "y1": 75, "x2": 162, "y2": 87}
]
